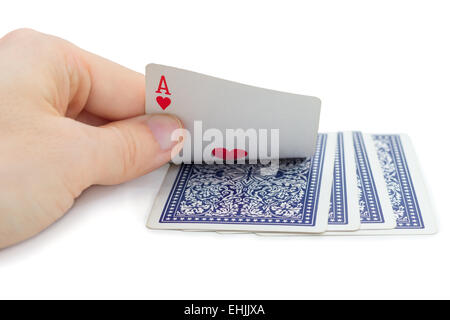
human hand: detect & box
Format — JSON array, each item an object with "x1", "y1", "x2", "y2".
[{"x1": 0, "y1": 29, "x2": 183, "y2": 248}]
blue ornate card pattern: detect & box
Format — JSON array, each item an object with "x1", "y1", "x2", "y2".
[
  {"x1": 158, "y1": 134, "x2": 329, "y2": 226},
  {"x1": 372, "y1": 135, "x2": 424, "y2": 229},
  {"x1": 328, "y1": 132, "x2": 348, "y2": 225},
  {"x1": 353, "y1": 132, "x2": 386, "y2": 224}
]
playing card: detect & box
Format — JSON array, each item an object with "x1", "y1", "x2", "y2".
[
  {"x1": 145, "y1": 64, "x2": 321, "y2": 162},
  {"x1": 354, "y1": 131, "x2": 396, "y2": 230},
  {"x1": 146, "y1": 133, "x2": 336, "y2": 233},
  {"x1": 326, "y1": 132, "x2": 360, "y2": 231},
  {"x1": 356, "y1": 133, "x2": 437, "y2": 235}
]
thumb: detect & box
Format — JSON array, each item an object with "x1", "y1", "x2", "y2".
[{"x1": 88, "y1": 114, "x2": 183, "y2": 185}]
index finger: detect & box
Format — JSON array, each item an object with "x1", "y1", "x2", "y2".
[{"x1": 76, "y1": 47, "x2": 145, "y2": 120}]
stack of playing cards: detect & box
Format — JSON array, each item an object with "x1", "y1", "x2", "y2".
[
  {"x1": 145, "y1": 65, "x2": 437, "y2": 236},
  {"x1": 147, "y1": 132, "x2": 436, "y2": 235}
]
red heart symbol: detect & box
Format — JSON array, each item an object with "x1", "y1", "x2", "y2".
[
  {"x1": 212, "y1": 148, "x2": 248, "y2": 160},
  {"x1": 156, "y1": 96, "x2": 171, "y2": 110}
]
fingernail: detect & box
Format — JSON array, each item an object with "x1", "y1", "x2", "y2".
[{"x1": 147, "y1": 114, "x2": 183, "y2": 151}]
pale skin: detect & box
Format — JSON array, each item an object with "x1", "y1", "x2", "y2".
[{"x1": 0, "y1": 29, "x2": 183, "y2": 249}]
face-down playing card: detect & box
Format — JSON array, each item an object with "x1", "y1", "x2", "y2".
[
  {"x1": 326, "y1": 132, "x2": 360, "y2": 231},
  {"x1": 147, "y1": 133, "x2": 337, "y2": 233},
  {"x1": 355, "y1": 133, "x2": 437, "y2": 235},
  {"x1": 352, "y1": 131, "x2": 397, "y2": 230},
  {"x1": 145, "y1": 64, "x2": 321, "y2": 162}
]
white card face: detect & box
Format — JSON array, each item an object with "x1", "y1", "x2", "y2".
[
  {"x1": 145, "y1": 64, "x2": 321, "y2": 163},
  {"x1": 146, "y1": 133, "x2": 336, "y2": 233}
]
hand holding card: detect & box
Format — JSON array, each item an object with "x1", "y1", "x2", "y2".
[{"x1": 145, "y1": 65, "x2": 437, "y2": 237}]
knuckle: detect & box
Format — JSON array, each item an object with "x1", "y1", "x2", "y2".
[
  {"x1": 1, "y1": 28, "x2": 39, "y2": 42},
  {"x1": 5, "y1": 28, "x2": 38, "y2": 37},
  {"x1": 1, "y1": 28, "x2": 62, "y2": 51}
]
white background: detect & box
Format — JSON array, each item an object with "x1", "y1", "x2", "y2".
[{"x1": 0, "y1": 0, "x2": 449, "y2": 299}]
